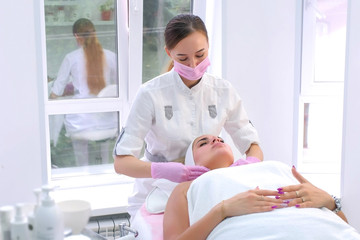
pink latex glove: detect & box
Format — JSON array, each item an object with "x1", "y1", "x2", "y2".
[
  {"x1": 230, "y1": 156, "x2": 261, "y2": 167},
  {"x1": 151, "y1": 162, "x2": 209, "y2": 183}
]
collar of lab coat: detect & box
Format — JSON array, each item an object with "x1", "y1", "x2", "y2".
[{"x1": 172, "y1": 68, "x2": 206, "y2": 95}]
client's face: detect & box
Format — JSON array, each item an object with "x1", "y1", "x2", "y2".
[{"x1": 192, "y1": 135, "x2": 234, "y2": 169}]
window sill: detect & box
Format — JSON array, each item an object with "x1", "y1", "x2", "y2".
[{"x1": 52, "y1": 173, "x2": 134, "y2": 217}]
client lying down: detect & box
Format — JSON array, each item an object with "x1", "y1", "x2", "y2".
[{"x1": 163, "y1": 135, "x2": 360, "y2": 240}]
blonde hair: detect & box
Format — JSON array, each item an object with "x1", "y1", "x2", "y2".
[{"x1": 73, "y1": 18, "x2": 105, "y2": 95}]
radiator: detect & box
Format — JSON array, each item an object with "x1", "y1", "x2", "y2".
[{"x1": 86, "y1": 213, "x2": 134, "y2": 239}]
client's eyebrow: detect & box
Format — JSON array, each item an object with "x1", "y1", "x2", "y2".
[
  {"x1": 195, "y1": 136, "x2": 224, "y2": 146},
  {"x1": 195, "y1": 137, "x2": 209, "y2": 146}
]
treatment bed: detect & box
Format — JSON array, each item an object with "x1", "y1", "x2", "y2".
[{"x1": 131, "y1": 161, "x2": 360, "y2": 239}]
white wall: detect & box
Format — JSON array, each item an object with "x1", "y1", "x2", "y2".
[
  {"x1": 341, "y1": 0, "x2": 360, "y2": 230},
  {"x1": 222, "y1": 0, "x2": 297, "y2": 164},
  {"x1": 0, "y1": 1, "x2": 45, "y2": 205}
]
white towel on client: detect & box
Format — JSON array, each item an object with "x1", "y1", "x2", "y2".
[
  {"x1": 146, "y1": 179, "x2": 178, "y2": 214},
  {"x1": 187, "y1": 161, "x2": 360, "y2": 240}
]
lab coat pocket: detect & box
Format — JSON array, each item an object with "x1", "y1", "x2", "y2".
[
  {"x1": 158, "y1": 109, "x2": 184, "y2": 140},
  {"x1": 202, "y1": 107, "x2": 227, "y2": 135}
]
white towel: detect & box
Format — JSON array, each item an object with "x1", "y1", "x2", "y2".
[
  {"x1": 187, "y1": 161, "x2": 360, "y2": 239},
  {"x1": 184, "y1": 139, "x2": 196, "y2": 166},
  {"x1": 145, "y1": 179, "x2": 178, "y2": 214}
]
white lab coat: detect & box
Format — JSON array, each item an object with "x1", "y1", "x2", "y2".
[
  {"x1": 51, "y1": 47, "x2": 117, "y2": 98},
  {"x1": 114, "y1": 68, "x2": 260, "y2": 217},
  {"x1": 51, "y1": 47, "x2": 117, "y2": 134}
]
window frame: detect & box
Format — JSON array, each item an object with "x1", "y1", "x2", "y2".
[
  {"x1": 297, "y1": 95, "x2": 344, "y2": 174},
  {"x1": 39, "y1": 0, "x2": 135, "y2": 189},
  {"x1": 297, "y1": 0, "x2": 347, "y2": 195},
  {"x1": 300, "y1": 0, "x2": 345, "y2": 97}
]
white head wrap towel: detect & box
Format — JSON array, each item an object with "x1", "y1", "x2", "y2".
[{"x1": 185, "y1": 139, "x2": 196, "y2": 166}]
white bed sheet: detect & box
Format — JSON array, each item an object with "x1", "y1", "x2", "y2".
[
  {"x1": 131, "y1": 204, "x2": 164, "y2": 240},
  {"x1": 131, "y1": 179, "x2": 177, "y2": 240},
  {"x1": 187, "y1": 161, "x2": 360, "y2": 239}
]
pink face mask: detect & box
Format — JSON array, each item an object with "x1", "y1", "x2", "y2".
[{"x1": 173, "y1": 56, "x2": 211, "y2": 81}]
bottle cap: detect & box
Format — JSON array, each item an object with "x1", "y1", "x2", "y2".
[
  {"x1": 41, "y1": 185, "x2": 57, "y2": 206},
  {"x1": 14, "y1": 203, "x2": 26, "y2": 222},
  {"x1": 33, "y1": 188, "x2": 41, "y2": 209}
]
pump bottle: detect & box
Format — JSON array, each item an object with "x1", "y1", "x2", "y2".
[
  {"x1": 10, "y1": 203, "x2": 29, "y2": 240},
  {"x1": 28, "y1": 188, "x2": 41, "y2": 240},
  {"x1": 34, "y1": 185, "x2": 64, "y2": 240}
]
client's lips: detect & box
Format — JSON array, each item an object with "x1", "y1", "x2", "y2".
[{"x1": 212, "y1": 142, "x2": 224, "y2": 148}]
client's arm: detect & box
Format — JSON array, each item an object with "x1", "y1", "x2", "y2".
[
  {"x1": 163, "y1": 181, "x2": 224, "y2": 240},
  {"x1": 163, "y1": 182, "x2": 282, "y2": 240}
]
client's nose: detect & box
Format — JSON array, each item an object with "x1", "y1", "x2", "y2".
[{"x1": 212, "y1": 137, "x2": 221, "y2": 143}]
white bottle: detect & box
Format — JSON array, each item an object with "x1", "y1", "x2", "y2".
[
  {"x1": 27, "y1": 189, "x2": 41, "y2": 240},
  {"x1": 0, "y1": 205, "x2": 14, "y2": 240},
  {"x1": 34, "y1": 185, "x2": 64, "y2": 240},
  {"x1": 10, "y1": 203, "x2": 29, "y2": 240}
]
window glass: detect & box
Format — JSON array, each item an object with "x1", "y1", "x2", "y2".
[
  {"x1": 49, "y1": 112, "x2": 118, "y2": 168},
  {"x1": 314, "y1": 0, "x2": 347, "y2": 83},
  {"x1": 45, "y1": 0, "x2": 118, "y2": 99},
  {"x1": 142, "y1": 0, "x2": 193, "y2": 83},
  {"x1": 43, "y1": 0, "x2": 121, "y2": 176},
  {"x1": 302, "y1": 100, "x2": 343, "y2": 163}
]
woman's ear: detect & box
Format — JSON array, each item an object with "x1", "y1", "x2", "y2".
[{"x1": 164, "y1": 46, "x2": 171, "y2": 57}]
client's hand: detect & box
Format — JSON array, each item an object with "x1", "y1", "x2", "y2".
[
  {"x1": 223, "y1": 188, "x2": 283, "y2": 217},
  {"x1": 277, "y1": 166, "x2": 334, "y2": 210},
  {"x1": 151, "y1": 162, "x2": 209, "y2": 183}
]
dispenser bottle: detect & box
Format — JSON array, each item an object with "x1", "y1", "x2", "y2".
[
  {"x1": 28, "y1": 188, "x2": 41, "y2": 240},
  {"x1": 0, "y1": 205, "x2": 14, "y2": 240},
  {"x1": 34, "y1": 185, "x2": 64, "y2": 240},
  {"x1": 10, "y1": 203, "x2": 29, "y2": 240}
]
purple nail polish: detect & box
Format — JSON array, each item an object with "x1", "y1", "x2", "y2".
[
  {"x1": 295, "y1": 204, "x2": 300, "y2": 208},
  {"x1": 277, "y1": 188, "x2": 283, "y2": 191},
  {"x1": 272, "y1": 205, "x2": 278, "y2": 209},
  {"x1": 283, "y1": 200, "x2": 290, "y2": 204},
  {"x1": 275, "y1": 196, "x2": 280, "y2": 199},
  {"x1": 278, "y1": 191, "x2": 284, "y2": 194}
]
